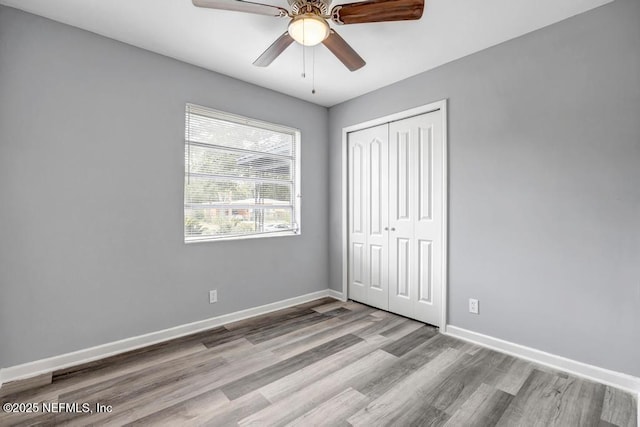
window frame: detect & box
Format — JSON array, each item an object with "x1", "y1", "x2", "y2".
[{"x1": 184, "y1": 103, "x2": 302, "y2": 244}]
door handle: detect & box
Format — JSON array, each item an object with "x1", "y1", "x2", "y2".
[
  {"x1": 391, "y1": 227, "x2": 396, "y2": 231},
  {"x1": 384, "y1": 227, "x2": 389, "y2": 231}
]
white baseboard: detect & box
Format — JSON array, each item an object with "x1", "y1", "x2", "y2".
[
  {"x1": 0, "y1": 289, "x2": 339, "y2": 388},
  {"x1": 444, "y1": 325, "x2": 640, "y2": 395},
  {"x1": 327, "y1": 289, "x2": 346, "y2": 301}
]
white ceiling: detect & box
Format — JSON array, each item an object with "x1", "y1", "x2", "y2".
[{"x1": 1, "y1": 0, "x2": 612, "y2": 107}]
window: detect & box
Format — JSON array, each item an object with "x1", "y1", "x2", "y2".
[{"x1": 184, "y1": 104, "x2": 301, "y2": 243}]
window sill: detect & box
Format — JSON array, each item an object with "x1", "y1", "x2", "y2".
[{"x1": 184, "y1": 230, "x2": 301, "y2": 244}]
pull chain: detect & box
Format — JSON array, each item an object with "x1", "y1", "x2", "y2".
[
  {"x1": 312, "y1": 47, "x2": 316, "y2": 94},
  {"x1": 301, "y1": 20, "x2": 306, "y2": 78}
]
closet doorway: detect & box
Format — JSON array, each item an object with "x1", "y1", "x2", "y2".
[{"x1": 342, "y1": 101, "x2": 447, "y2": 327}]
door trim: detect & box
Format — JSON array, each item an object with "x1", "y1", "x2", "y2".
[{"x1": 341, "y1": 99, "x2": 448, "y2": 331}]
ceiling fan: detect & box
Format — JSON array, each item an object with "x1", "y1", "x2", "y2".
[{"x1": 193, "y1": 0, "x2": 424, "y2": 71}]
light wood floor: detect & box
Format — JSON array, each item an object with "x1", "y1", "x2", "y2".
[{"x1": 0, "y1": 297, "x2": 637, "y2": 426}]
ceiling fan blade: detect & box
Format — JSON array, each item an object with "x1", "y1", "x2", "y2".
[
  {"x1": 193, "y1": 0, "x2": 288, "y2": 17},
  {"x1": 331, "y1": 0, "x2": 424, "y2": 24},
  {"x1": 253, "y1": 32, "x2": 295, "y2": 67},
  {"x1": 322, "y1": 29, "x2": 366, "y2": 71}
]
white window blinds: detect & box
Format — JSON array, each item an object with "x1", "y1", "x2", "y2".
[{"x1": 184, "y1": 104, "x2": 301, "y2": 242}]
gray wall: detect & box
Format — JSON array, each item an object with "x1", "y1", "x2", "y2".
[
  {"x1": 328, "y1": 0, "x2": 640, "y2": 376},
  {"x1": 0, "y1": 6, "x2": 329, "y2": 368}
]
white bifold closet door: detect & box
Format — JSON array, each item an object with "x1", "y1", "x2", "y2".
[{"x1": 348, "y1": 110, "x2": 443, "y2": 326}]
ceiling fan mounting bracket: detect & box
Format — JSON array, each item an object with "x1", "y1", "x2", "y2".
[{"x1": 331, "y1": 6, "x2": 343, "y2": 24}]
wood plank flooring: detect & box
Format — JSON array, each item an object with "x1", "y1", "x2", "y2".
[{"x1": 0, "y1": 298, "x2": 637, "y2": 426}]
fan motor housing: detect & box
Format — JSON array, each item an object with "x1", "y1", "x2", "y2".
[{"x1": 288, "y1": 0, "x2": 331, "y2": 16}]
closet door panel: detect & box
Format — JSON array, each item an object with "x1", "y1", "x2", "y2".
[
  {"x1": 366, "y1": 132, "x2": 389, "y2": 309},
  {"x1": 388, "y1": 111, "x2": 443, "y2": 325},
  {"x1": 388, "y1": 125, "x2": 416, "y2": 317},
  {"x1": 414, "y1": 111, "x2": 443, "y2": 325},
  {"x1": 348, "y1": 124, "x2": 389, "y2": 310},
  {"x1": 348, "y1": 137, "x2": 367, "y2": 303}
]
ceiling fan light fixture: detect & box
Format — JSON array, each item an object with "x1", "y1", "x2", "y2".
[{"x1": 288, "y1": 14, "x2": 330, "y2": 46}]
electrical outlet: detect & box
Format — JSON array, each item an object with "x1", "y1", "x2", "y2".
[
  {"x1": 209, "y1": 289, "x2": 218, "y2": 304},
  {"x1": 469, "y1": 298, "x2": 479, "y2": 314}
]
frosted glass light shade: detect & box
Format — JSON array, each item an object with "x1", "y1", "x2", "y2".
[{"x1": 288, "y1": 15, "x2": 330, "y2": 46}]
